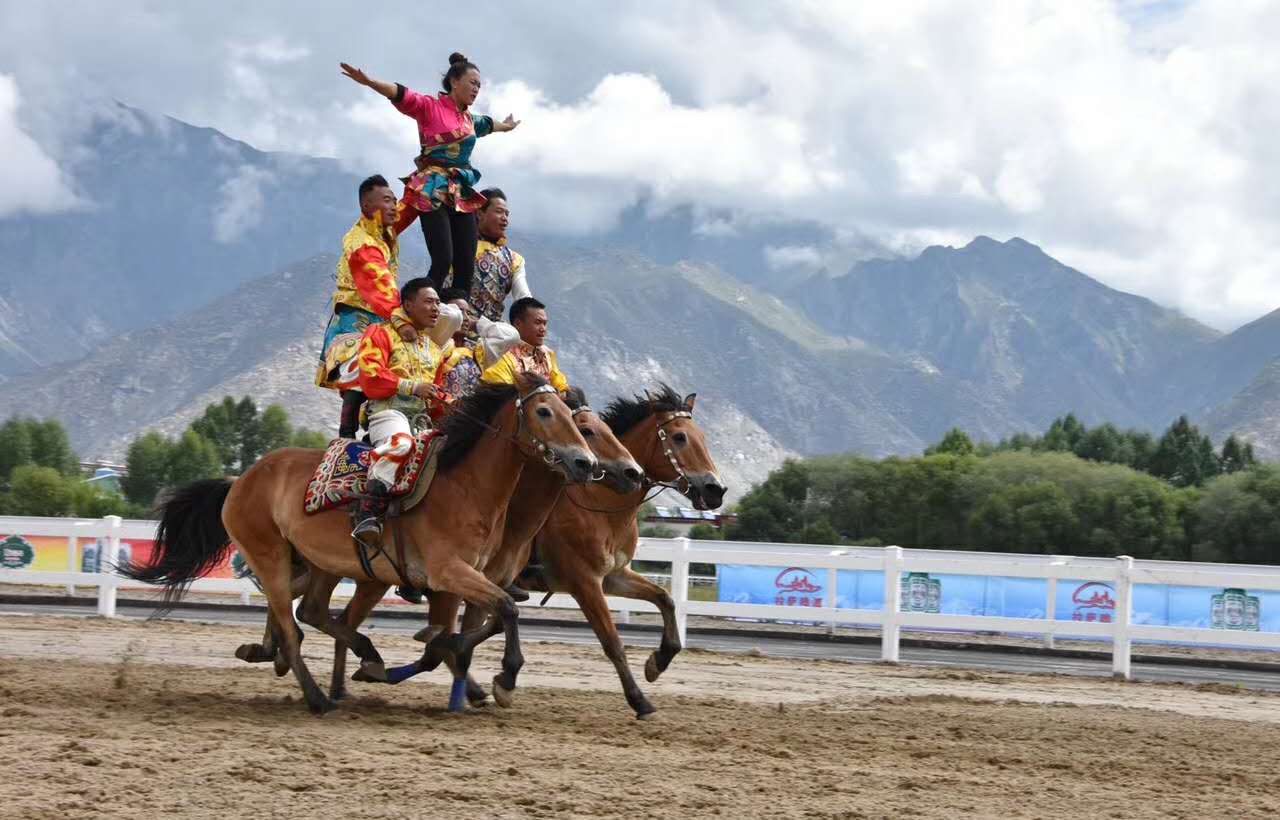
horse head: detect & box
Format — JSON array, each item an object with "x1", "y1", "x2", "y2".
[
  {"x1": 564, "y1": 386, "x2": 645, "y2": 495},
  {"x1": 513, "y1": 372, "x2": 597, "y2": 484}
]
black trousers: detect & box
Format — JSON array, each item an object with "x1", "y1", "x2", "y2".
[
  {"x1": 339, "y1": 390, "x2": 366, "y2": 439},
  {"x1": 420, "y1": 208, "x2": 478, "y2": 294}
]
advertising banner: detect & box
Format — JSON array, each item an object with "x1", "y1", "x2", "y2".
[
  {"x1": 0, "y1": 530, "x2": 237, "y2": 578},
  {"x1": 717, "y1": 564, "x2": 1278, "y2": 633}
]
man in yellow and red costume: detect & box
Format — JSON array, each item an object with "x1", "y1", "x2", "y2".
[
  {"x1": 480, "y1": 297, "x2": 570, "y2": 392},
  {"x1": 316, "y1": 174, "x2": 419, "y2": 438}
]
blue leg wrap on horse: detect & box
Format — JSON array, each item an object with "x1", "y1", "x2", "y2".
[
  {"x1": 385, "y1": 662, "x2": 421, "y2": 684},
  {"x1": 448, "y1": 677, "x2": 468, "y2": 712}
]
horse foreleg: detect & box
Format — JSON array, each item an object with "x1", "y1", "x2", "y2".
[
  {"x1": 428, "y1": 560, "x2": 519, "y2": 709},
  {"x1": 569, "y1": 576, "x2": 655, "y2": 719},
  {"x1": 604, "y1": 567, "x2": 682, "y2": 683},
  {"x1": 328, "y1": 581, "x2": 389, "y2": 700},
  {"x1": 296, "y1": 571, "x2": 389, "y2": 687},
  {"x1": 459, "y1": 602, "x2": 497, "y2": 706}
]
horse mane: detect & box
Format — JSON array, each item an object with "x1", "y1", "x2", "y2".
[
  {"x1": 436, "y1": 373, "x2": 550, "y2": 471},
  {"x1": 563, "y1": 385, "x2": 588, "y2": 411},
  {"x1": 601, "y1": 383, "x2": 684, "y2": 436}
]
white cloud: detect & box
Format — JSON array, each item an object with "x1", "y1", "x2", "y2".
[
  {"x1": 213, "y1": 165, "x2": 275, "y2": 242},
  {"x1": 764, "y1": 245, "x2": 824, "y2": 272},
  {"x1": 0, "y1": 75, "x2": 77, "y2": 217},
  {"x1": 5, "y1": 1, "x2": 1280, "y2": 327}
]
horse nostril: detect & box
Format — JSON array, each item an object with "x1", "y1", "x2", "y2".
[
  {"x1": 623, "y1": 466, "x2": 642, "y2": 482},
  {"x1": 573, "y1": 456, "x2": 593, "y2": 474}
]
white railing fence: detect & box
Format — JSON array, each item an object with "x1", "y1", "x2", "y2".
[{"x1": 3, "y1": 515, "x2": 1280, "y2": 679}]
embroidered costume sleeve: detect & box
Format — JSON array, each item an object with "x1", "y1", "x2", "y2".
[
  {"x1": 479, "y1": 351, "x2": 520, "y2": 387},
  {"x1": 474, "y1": 115, "x2": 494, "y2": 138},
  {"x1": 348, "y1": 245, "x2": 401, "y2": 319},
  {"x1": 509, "y1": 251, "x2": 532, "y2": 301},
  {"x1": 547, "y1": 350, "x2": 570, "y2": 393},
  {"x1": 356, "y1": 325, "x2": 403, "y2": 400}
]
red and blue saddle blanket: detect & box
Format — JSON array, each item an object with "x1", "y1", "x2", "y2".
[{"x1": 303, "y1": 430, "x2": 442, "y2": 514}]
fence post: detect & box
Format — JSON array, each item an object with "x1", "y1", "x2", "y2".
[
  {"x1": 97, "y1": 515, "x2": 122, "y2": 618},
  {"x1": 1112, "y1": 555, "x2": 1134, "y2": 679},
  {"x1": 826, "y1": 567, "x2": 838, "y2": 636},
  {"x1": 65, "y1": 532, "x2": 77, "y2": 596},
  {"x1": 672, "y1": 537, "x2": 690, "y2": 645},
  {"x1": 1045, "y1": 557, "x2": 1066, "y2": 649},
  {"x1": 881, "y1": 546, "x2": 902, "y2": 662}
]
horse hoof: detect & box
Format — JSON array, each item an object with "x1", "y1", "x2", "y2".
[
  {"x1": 307, "y1": 696, "x2": 338, "y2": 716},
  {"x1": 273, "y1": 656, "x2": 290, "y2": 677},
  {"x1": 636, "y1": 708, "x2": 657, "y2": 721},
  {"x1": 413, "y1": 625, "x2": 444, "y2": 644},
  {"x1": 235, "y1": 644, "x2": 272, "y2": 663},
  {"x1": 644, "y1": 653, "x2": 661, "y2": 683},
  {"x1": 330, "y1": 687, "x2": 348, "y2": 701},
  {"x1": 357, "y1": 660, "x2": 388, "y2": 683},
  {"x1": 492, "y1": 675, "x2": 514, "y2": 709}
]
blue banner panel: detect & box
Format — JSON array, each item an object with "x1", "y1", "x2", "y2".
[{"x1": 717, "y1": 565, "x2": 1279, "y2": 636}]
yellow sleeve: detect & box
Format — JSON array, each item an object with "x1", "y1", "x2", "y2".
[
  {"x1": 481, "y1": 352, "x2": 518, "y2": 386},
  {"x1": 389, "y1": 306, "x2": 411, "y2": 336},
  {"x1": 548, "y1": 350, "x2": 570, "y2": 393}
]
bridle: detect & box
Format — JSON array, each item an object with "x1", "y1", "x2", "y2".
[
  {"x1": 561, "y1": 407, "x2": 696, "y2": 515},
  {"x1": 571, "y1": 404, "x2": 608, "y2": 482},
  {"x1": 445, "y1": 382, "x2": 566, "y2": 470},
  {"x1": 652, "y1": 410, "x2": 695, "y2": 495}
]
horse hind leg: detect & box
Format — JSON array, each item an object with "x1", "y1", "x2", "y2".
[
  {"x1": 604, "y1": 568, "x2": 683, "y2": 683},
  {"x1": 427, "y1": 561, "x2": 518, "y2": 709},
  {"x1": 235, "y1": 565, "x2": 310, "y2": 673},
  {"x1": 237, "y1": 537, "x2": 334, "y2": 715}
]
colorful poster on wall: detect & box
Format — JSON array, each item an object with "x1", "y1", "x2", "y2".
[{"x1": 0, "y1": 529, "x2": 237, "y2": 579}]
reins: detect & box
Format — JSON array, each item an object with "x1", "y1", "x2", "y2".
[{"x1": 560, "y1": 408, "x2": 695, "y2": 515}]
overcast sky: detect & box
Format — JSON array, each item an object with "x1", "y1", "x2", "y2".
[{"x1": 3, "y1": 0, "x2": 1279, "y2": 330}]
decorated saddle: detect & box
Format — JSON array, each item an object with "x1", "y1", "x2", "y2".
[{"x1": 304, "y1": 431, "x2": 444, "y2": 514}]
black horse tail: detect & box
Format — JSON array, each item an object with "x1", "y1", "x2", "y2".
[{"x1": 119, "y1": 478, "x2": 234, "y2": 608}]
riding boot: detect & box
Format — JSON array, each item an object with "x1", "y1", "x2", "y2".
[
  {"x1": 351, "y1": 477, "x2": 389, "y2": 547},
  {"x1": 504, "y1": 583, "x2": 531, "y2": 603}
]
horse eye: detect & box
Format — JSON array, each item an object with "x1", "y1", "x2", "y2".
[
  {"x1": 580, "y1": 427, "x2": 595, "y2": 437},
  {"x1": 536, "y1": 407, "x2": 552, "y2": 418},
  {"x1": 673, "y1": 432, "x2": 688, "y2": 444}
]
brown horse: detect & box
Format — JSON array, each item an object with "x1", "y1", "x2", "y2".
[
  {"x1": 227, "y1": 387, "x2": 645, "y2": 707},
  {"x1": 373, "y1": 387, "x2": 646, "y2": 705},
  {"x1": 465, "y1": 384, "x2": 724, "y2": 718},
  {"x1": 123, "y1": 375, "x2": 595, "y2": 714}
]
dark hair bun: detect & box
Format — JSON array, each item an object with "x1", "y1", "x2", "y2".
[{"x1": 449, "y1": 52, "x2": 468, "y2": 66}]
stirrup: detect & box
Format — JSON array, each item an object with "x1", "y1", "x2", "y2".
[
  {"x1": 351, "y1": 517, "x2": 383, "y2": 549},
  {"x1": 396, "y1": 585, "x2": 424, "y2": 605}
]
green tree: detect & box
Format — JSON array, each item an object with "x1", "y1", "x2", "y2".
[
  {"x1": 290, "y1": 428, "x2": 331, "y2": 449},
  {"x1": 258, "y1": 405, "x2": 294, "y2": 453},
  {"x1": 926, "y1": 428, "x2": 975, "y2": 457},
  {"x1": 0, "y1": 417, "x2": 35, "y2": 484},
  {"x1": 122, "y1": 432, "x2": 173, "y2": 506},
  {"x1": 28, "y1": 419, "x2": 78, "y2": 475},
  {"x1": 1149, "y1": 416, "x2": 1219, "y2": 487},
  {"x1": 1190, "y1": 466, "x2": 1280, "y2": 564},
  {"x1": 5, "y1": 465, "x2": 74, "y2": 516},
  {"x1": 687, "y1": 523, "x2": 724, "y2": 541},
  {"x1": 1219, "y1": 434, "x2": 1257, "y2": 474},
  {"x1": 168, "y1": 431, "x2": 224, "y2": 485},
  {"x1": 69, "y1": 482, "x2": 145, "y2": 518}
]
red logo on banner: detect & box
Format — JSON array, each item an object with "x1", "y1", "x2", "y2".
[
  {"x1": 1071, "y1": 581, "x2": 1115, "y2": 623},
  {"x1": 774, "y1": 567, "x2": 823, "y2": 608}
]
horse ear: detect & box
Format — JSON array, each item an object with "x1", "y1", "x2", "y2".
[{"x1": 683, "y1": 393, "x2": 697, "y2": 410}]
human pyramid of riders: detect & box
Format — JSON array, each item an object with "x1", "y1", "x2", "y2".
[
  {"x1": 145, "y1": 52, "x2": 729, "y2": 716},
  {"x1": 318, "y1": 55, "x2": 567, "y2": 597}
]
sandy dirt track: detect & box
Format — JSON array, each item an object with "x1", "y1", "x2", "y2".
[{"x1": 2, "y1": 614, "x2": 1280, "y2": 819}]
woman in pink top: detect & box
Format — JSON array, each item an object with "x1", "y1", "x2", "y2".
[{"x1": 341, "y1": 53, "x2": 520, "y2": 294}]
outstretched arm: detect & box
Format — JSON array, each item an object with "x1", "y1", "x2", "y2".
[{"x1": 340, "y1": 62, "x2": 398, "y2": 100}]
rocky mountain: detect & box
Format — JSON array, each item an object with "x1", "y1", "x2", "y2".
[
  {"x1": 6, "y1": 104, "x2": 1280, "y2": 488},
  {"x1": 0, "y1": 103, "x2": 363, "y2": 378}
]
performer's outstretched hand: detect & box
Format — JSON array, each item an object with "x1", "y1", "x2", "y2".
[
  {"x1": 494, "y1": 114, "x2": 521, "y2": 133},
  {"x1": 339, "y1": 62, "x2": 370, "y2": 86}
]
